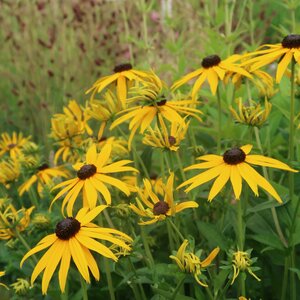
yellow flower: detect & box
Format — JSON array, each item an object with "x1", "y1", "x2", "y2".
[
  {"x1": 0, "y1": 204, "x2": 35, "y2": 240},
  {"x1": 53, "y1": 137, "x2": 82, "y2": 165},
  {"x1": 143, "y1": 115, "x2": 189, "y2": 151},
  {"x1": 20, "y1": 205, "x2": 132, "y2": 295},
  {"x1": 10, "y1": 278, "x2": 30, "y2": 295},
  {"x1": 244, "y1": 34, "x2": 300, "y2": 83},
  {"x1": 0, "y1": 159, "x2": 20, "y2": 188},
  {"x1": 51, "y1": 144, "x2": 138, "y2": 215},
  {"x1": 170, "y1": 239, "x2": 220, "y2": 287},
  {"x1": 178, "y1": 145, "x2": 297, "y2": 203},
  {"x1": 226, "y1": 59, "x2": 274, "y2": 98},
  {"x1": 18, "y1": 163, "x2": 69, "y2": 196},
  {"x1": 230, "y1": 97, "x2": 272, "y2": 127},
  {"x1": 129, "y1": 173, "x2": 198, "y2": 225},
  {"x1": 0, "y1": 271, "x2": 9, "y2": 289},
  {"x1": 86, "y1": 90, "x2": 122, "y2": 139},
  {"x1": 0, "y1": 132, "x2": 31, "y2": 160},
  {"x1": 171, "y1": 54, "x2": 251, "y2": 99},
  {"x1": 231, "y1": 250, "x2": 260, "y2": 285},
  {"x1": 110, "y1": 75, "x2": 202, "y2": 150},
  {"x1": 86, "y1": 63, "x2": 154, "y2": 109}
]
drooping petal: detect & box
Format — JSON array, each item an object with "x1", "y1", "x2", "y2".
[
  {"x1": 208, "y1": 165, "x2": 231, "y2": 200},
  {"x1": 42, "y1": 240, "x2": 66, "y2": 294},
  {"x1": 230, "y1": 166, "x2": 243, "y2": 199},
  {"x1": 276, "y1": 50, "x2": 293, "y2": 83},
  {"x1": 69, "y1": 238, "x2": 90, "y2": 282},
  {"x1": 58, "y1": 246, "x2": 71, "y2": 293},
  {"x1": 246, "y1": 155, "x2": 297, "y2": 172}
]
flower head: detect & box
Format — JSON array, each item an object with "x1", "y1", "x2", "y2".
[
  {"x1": 178, "y1": 145, "x2": 297, "y2": 202},
  {"x1": 129, "y1": 173, "x2": 198, "y2": 225},
  {"x1": 10, "y1": 278, "x2": 30, "y2": 295},
  {"x1": 0, "y1": 132, "x2": 31, "y2": 160},
  {"x1": 244, "y1": 34, "x2": 300, "y2": 83},
  {"x1": 18, "y1": 163, "x2": 69, "y2": 196},
  {"x1": 86, "y1": 63, "x2": 154, "y2": 109},
  {"x1": 20, "y1": 205, "x2": 132, "y2": 294},
  {"x1": 51, "y1": 144, "x2": 138, "y2": 215},
  {"x1": 172, "y1": 54, "x2": 251, "y2": 99},
  {"x1": 0, "y1": 204, "x2": 34, "y2": 240},
  {"x1": 230, "y1": 98, "x2": 272, "y2": 128},
  {"x1": 143, "y1": 116, "x2": 189, "y2": 151},
  {"x1": 230, "y1": 249, "x2": 260, "y2": 285},
  {"x1": 0, "y1": 159, "x2": 20, "y2": 188},
  {"x1": 170, "y1": 239, "x2": 220, "y2": 286},
  {"x1": 110, "y1": 75, "x2": 202, "y2": 150}
]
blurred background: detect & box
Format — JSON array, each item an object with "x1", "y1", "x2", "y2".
[{"x1": 0, "y1": 0, "x2": 297, "y2": 146}]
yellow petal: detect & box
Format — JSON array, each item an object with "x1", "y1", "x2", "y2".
[
  {"x1": 58, "y1": 246, "x2": 71, "y2": 293},
  {"x1": 240, "y1": 144, "x2": 252, "y2": 155},
  {"x1": 230, "y1": 166, "x2": 242, "y2": 199},
  {"x1": 86, "y1": 144, "x2": 97, "y2": 165},
  {"x1": 208, "y1": 165, "x2": 231, "y2": 200},
  {"x1": 79, "y1": 205, "x2": 107, "y2": 225},
  {"x1": 276, "y1": 50, "x2": 293, "y2": 83}
]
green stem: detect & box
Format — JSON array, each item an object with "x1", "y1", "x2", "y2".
[
  {"x1": 288, "y1": 59, "x2": 295, "y2": 196},
  {"x1": 140, "y1": 227, "x2": 154, "y2": 267},
  {"x1": 287, "y1": 60, "x2": 297, "y2": 300},
  {"x1": 171, "y1": 274, "x2": 186, "y2": 300},
  {"x1": 104, "y1": 258, "x2": 116, "y2": 300},
  {"x1": 236, "y1": 199, "x2": 244, "y2": 251},
  {"x1": 168, "y1": 218, "x2": 185, "y2": 242},
  {"x1": 216, "y1": 87, "x2": 222, "y2": 153},
  {"x1": 79, "y1": 275, "x2": 88, "y2": 300},
  {"x1": 175, "y1": 151, "x2": 186, "y2": 181},
  {"x1": 236, "y1": 199, "x2": 246, "y2": 296},
  {"x1": 127, "y1": 257, "x2": 147, "y2": 300},
  {"x1": 120, "y1": 3, "x2": 134, "y2": 65},
  {"x1": 15, "y1": 230, "x2": 38, "y2": 264},
  {"x1": 167, "y1": 219, "x2": 176, "y2": 251},
  {"x1": 280, "y1": 257, "x2": 289, "y2": 300},
  {"x1": 254, "y1": 127, "x2": 288, "y2": 247}
]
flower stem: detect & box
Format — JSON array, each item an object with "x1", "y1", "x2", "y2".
[
  {"x1": 216, "y1": 87, "x2": 222, "y2": 153},
  {"x1": 236, "y1": 199, "x2": 246, "y2": 296},
  {"x1": 15, "y1": 230, "x2": 38, "y2": 265},
  {"x1": 140, "y1": 226, "x2": 154, "y2": 267},
  {"x1": 168, "y1": 218, "x2": 185, "y2": 242},
  {"x1": 287, "y1": 59, "x2": 297, "y2": 300},
  {"x1": 175, "y1": 151, "x2": 186, "y2": 181},
  {"x1": 104, "y1": 258, "x2": 116, "y2": 300},
  {"x1": 253, "y1": 127, "x2": 288, "y2": 247},
  {"x1": 288, "y1": 59, "x2": 295, "y2": 196},
  {"x1": 79, "y1": 275, "x2": 88, "y2": 300},
  {"x1": 171, "y1": 274, "x2": 186, "y2": 300}
]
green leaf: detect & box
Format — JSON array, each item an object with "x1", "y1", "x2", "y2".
[
  {"x1": 214, "y1": 268, "x2": 231, "y2": 293},
  {"x1": 196, "y1": 221, "x2": 230, "y2": 249},
  {"x1": 248, "y1": 233, "x2": 285, "y2": 250}
]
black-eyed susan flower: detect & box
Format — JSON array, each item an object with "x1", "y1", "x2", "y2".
[
  {"x1": 129, "y1": 173, "x2": 198, "y2": 225},
  {"x1": 171, "y1": 54, "x2": 251, "y2": 99},
  {"x1": 110, "y1": 74, "x2": 202, "y2": 150},
  {"x1": 86, "y1": 63, "x2": 154, "y2": 109},
  {"x1": 0, "y1": 159, "x2": 20, "y2": 188},
  {"x1": 0, "y1": 132, "x2": 31, "y2": 160},
  {"x1": 20, "y1": 205, "x2": 132, "y2": 295},
  {"x1": 0, "y1": 204, "x2": 34, "y2": 240},
  {"x1": 143, "y1": 115, "x2": 189, "y2": 151},
  {"x1": 51, "y1": 144, "x2": 137, "y2": 215},
  {"x1": 86, "y1": 90, "x2": 122, "y2": 139},
  {"x1": 230, "y1": 249, "x2": 260, "y2": 285},
  {"x1": 63, "y1": 100, "x2": 92, "y2": 135},
  {"x1": 170, "y1": 239, "x2": 220, "y2": 287},
  {"x1": 18, "y1": 163, "x2": 69, "y2": 196},
  {"x1": 245, "y1": 34, "x2": 300, "y2": 83},
  {"x1": 0, "y1": 271, "x2": 8, "y2": 289},
  {"x1": 230, "y1": 97, "x2": 272, "y2": 128},
  {"x1": 178, "y1": 145, "x2": 297, "y2": 203}
]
